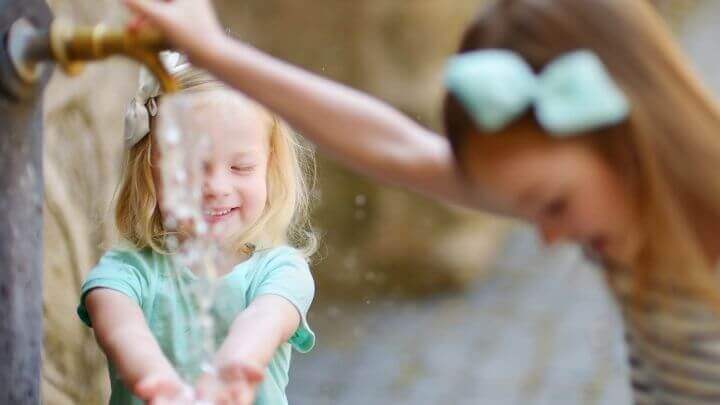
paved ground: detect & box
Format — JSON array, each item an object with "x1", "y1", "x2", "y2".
[
  {"x1": 288, "y1": 229, "x2": 632, "y2": 405},
  {"x1": 679, "y1": 0, "x2": 720, "y2": 95}
]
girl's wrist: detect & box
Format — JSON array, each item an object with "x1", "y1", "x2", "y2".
[
  {"x1": 186, "y1": 30, "x2": 234, "y2": 68},
  {"x1": 135, "y1": 364, "x2": 181, "y2": 387}
]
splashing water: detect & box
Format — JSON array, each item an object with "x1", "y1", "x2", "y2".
[{"x1": 156, "y1": 93, "x2": 228, "y2": 402}]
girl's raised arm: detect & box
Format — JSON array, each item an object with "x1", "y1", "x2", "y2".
[{"x1": 124, "y1": 0, "x2": 480, "y2": 209}]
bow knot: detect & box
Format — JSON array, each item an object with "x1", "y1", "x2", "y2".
[
  {"x1": 123, "y1": 51, "x2": 189, "y2": 148},
  {"x1": 445, "y1": 50, "x2": 630, "y2": 136}
]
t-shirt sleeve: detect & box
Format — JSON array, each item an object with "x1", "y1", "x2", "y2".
[
  {"x1": 77, "y1": 250, "x2": 151, "y2": 327},
  {"x1": 251, "y1": 247, "x2": 316, "y2": 353}
]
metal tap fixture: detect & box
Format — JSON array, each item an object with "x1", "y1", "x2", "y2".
[{"x1": 5, "y1": 17, "x2": 178, "y2": 95}]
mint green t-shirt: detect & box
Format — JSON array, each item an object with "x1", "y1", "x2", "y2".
[{"x1": 77, "y1": 245, "x2": 315, "y2": 405}]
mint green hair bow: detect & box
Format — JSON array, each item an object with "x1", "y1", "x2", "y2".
[{"x1": 445, "y1": 50, "x2": 630, "y2": 136}]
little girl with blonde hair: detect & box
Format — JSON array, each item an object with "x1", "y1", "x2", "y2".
[{"x1": 78, "y1": 53, "x2": 317, "y2": 405}]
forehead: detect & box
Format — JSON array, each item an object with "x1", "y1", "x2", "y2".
[
  {"x1": 189, "y1": 90, "x2": 271, "y2": 152},
  {"x1": 458, "y1": 128, "x2": 586, "y2": 213}
]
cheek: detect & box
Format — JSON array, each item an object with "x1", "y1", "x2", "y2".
[
  {"x1": 575, "y1": 173, "x2": 635, "y2": 235},
  {"x1": 236, "y1": 173, "x2": 268, "y2": 219},
  {"x1": 571, "y1": 194, "x2": 616, "y2": 235}
]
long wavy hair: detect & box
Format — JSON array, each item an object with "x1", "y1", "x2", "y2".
[{"x1": 443, "y1": 0, "x2": 720, "y2": 310}]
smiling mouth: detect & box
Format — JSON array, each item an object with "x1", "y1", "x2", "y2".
[{"x1": 203, "y1": 207, "x2": 238, "y2": 223}]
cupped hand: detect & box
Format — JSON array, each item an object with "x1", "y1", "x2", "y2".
[
  {"x1": 194, "y1": 361, "x2": 264, "y2": 405},
  {"x1": 135, "y1": 371, "x2": 195, "y2": 405}
]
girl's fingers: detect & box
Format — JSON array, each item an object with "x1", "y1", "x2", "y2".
[
  {"x1": 194, "y1": 372, "x2": 219, "y2": 400},
  {"x1": 219, "y1": 363, "x2": 242, "y2": 381},
  {"x1": 136, "y1": 376, "x2": 184, "y2": 400},
  {"x1": 219, "y1": 362, "x2": 264, "y2": 384},
  {"x1": 136, "y1": 375, "x2": 164, "y2": 398},
  {"x1": 127, "y1": 15, "x2": 149, "y2": 33},
  {"x1": 123, "y1": 0, "x2": 166, "y2": 22},
  {"x1": 228, "y1": 384, "x2": 251, "y2": 405},
  {"x1": 216, "y1": 391, "x2": 232, "y2": 405},
  {"x1": 152, "y1": 397, "x2": 178, "y2": 405},
  {"x1": 243, "y1": 365, "x2": 264, "y2": 384}
]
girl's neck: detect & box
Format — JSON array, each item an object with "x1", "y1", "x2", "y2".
[
  {"x1": 213, "y1": 246, "x2": 252, "y2": 276},
  {"x1": 174, "y1": 236, "x2": 252, "y2": 276}
]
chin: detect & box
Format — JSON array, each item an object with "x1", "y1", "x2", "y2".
[
  {"x1": 213, "y1": 212, "x2": 263, "y2": 240},
  {"x1": 582, "y1": 244, "x2": 628, "y2": 271},
  {"x1": 209, "y1": 221, "x2": 241, "y2": 239}
]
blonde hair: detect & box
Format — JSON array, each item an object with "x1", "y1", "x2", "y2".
[
  {"x1": 443, "y1": 0, "x2": 720, "y2": 310},
  {"x1": 114, "y1": 66, "x2": 317, "y2": 258}
]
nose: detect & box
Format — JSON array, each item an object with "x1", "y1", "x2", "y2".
[
  {"x1": 203, "y1": 166, "x2": 232, "y2": 198},
  {"x1": 538, "y1": 223, "x2": 566, "y2": 246}
]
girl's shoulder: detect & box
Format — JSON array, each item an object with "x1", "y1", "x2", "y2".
[
  {"x1": 241, "y1": 245, "x2": 315, "y2": 317},
  {"x1": 249, "y1": 245, "x2": 309, "y2": 270},
  {"x1": 253, "y1": 244, "x2": 306, "y2": 258},
  {"x1": 237, "y1": 245, "x2": 313, "y2": 286},
  {"x1": 95, "y1": 245, "x2": 164, "y2": 273}
]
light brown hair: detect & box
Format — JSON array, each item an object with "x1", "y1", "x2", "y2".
[{"x1": 443, "y1": 0, "x2": 720, "y2": 309}]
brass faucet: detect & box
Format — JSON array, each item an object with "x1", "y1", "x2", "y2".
[{"x1": 7, "y1": 18, "x2": 178, "y2": 93}]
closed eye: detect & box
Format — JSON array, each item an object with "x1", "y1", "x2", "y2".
[
  {"x1": 541, "y1": 197, "x2": 568, "y2": 220},
  {"x1": 231, "y1": 165, "x2": 256, "y2": 173}
]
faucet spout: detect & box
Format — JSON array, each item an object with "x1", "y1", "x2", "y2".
[{"x1": 7, "y1": 18, "x2": 179, "y2": 93}]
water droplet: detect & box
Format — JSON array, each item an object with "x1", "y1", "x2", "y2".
[
  {"x1": 166, "y1": 237, "x2": 179, "y2": 250},
  {"x1": 175, "y1": 168, "x2": 187, "y2": 182},
  {"x1": 164, "y1": 127, "x2": 180, "y2": 144},
  {"x1": 343, "y1": 255, "x2": 357, "y2": 270},
  {"x1": 165, "y1": 217, "x2": 178, "y2": 230},
  {"x1": 195, "y1": 221, "x2": 208, "y2": 235}
]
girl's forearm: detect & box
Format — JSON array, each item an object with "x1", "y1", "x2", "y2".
[
  {"x1": 191, "y1": 35, "x2": 473, "y2": 207},
  {"x1": 99, "y1": 325, "x2": 178, "y2": 388},
  {"x1": 214, "y1": 315, "x2": 282, "y2": 369},
  {"x1": 214, "y1": 295, "x2": 299, "y2": 369},
  {"x1": 86, "y1": 289, "x2": 178, "y2": 392}
]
